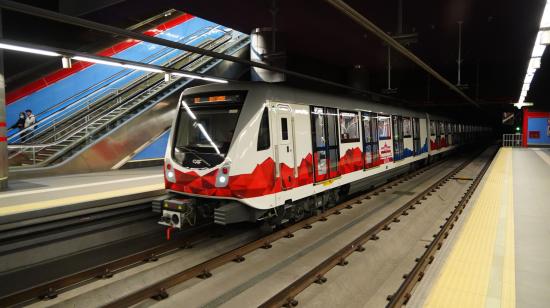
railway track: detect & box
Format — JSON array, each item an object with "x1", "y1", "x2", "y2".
[
  {"x1": 260, "y1": 148, "x2": 495, "y2": 307},
  {"x1": 0, "y1": 222, "x2": 214, "y2": 307},
  {"x1": 0, "y1": 149, "x2": 487, "y2": 307},
  {"x1": 96, "y1": 154, "x2": 466, "y2": 307}
]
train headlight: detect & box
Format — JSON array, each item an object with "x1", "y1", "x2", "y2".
[
  {"x1": 215, "y1": 163, "x2": 230, "y2": 187},
  {"x1": 165, "y1": 162, "x2": 176, "y2": 183}
]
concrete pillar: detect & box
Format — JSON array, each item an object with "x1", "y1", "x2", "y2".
[
  {"x1": 250, "y1": 27, "x2": 286, "y2": 82},
  {"x1": 0, "y1": 9, "x2": 7, "y2": 190}
]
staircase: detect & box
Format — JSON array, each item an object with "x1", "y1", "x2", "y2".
[{"x1": 8, "y1": 29, "x2": 249, "y2": 169}]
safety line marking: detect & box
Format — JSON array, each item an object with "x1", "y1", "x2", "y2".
[
  {"x1": 0, "y1": 183, "x2": 164, "y2": 216},
  {"x1": 501, "y1": 156, "x2": 516, "y2": 308},
  {"x1": 423, "y1": 148, "x2": 515, "y2": 308},
  {"x1": 0, "y1": 174, "x2": 163, "y2": 199}
]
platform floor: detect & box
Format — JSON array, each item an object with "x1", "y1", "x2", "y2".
[
  {"x1": 0, "y1": 167, "x2": 164, "y2": 219},
  {"x1": 412, "y1": 147, "x2": 550, "y2": 308}
]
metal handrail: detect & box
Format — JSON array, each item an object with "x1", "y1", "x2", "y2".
[
  {"x1": 7, "y1": 30, "x2": 248, "y2": 167},
  {"x1": 15, "y1": 27, "x2": 226, "y2": 146},
  {"x1": 9, "y1": 33, "x2": 233, "y2": 150},
  {"x1": 7, "y1": 25, "x2": 218, "y2": 143},
  {"x1": 502, "y1": 134, "x2": 522, "y2": 147}
]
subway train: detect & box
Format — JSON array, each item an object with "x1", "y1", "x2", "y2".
[{"x1": 159, "y1": 82, "x2": 489, "y2": 229}]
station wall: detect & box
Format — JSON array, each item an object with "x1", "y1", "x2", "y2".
[{"x1": 523, "y1": 109, "x2": 550, "y2": 146}]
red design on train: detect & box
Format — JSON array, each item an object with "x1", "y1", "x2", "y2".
[
  {"x1": 339, "y1": 147, "x2": 363, "y2": 174},
  {"x1": 166, "y1": 154, "x2": 313, "y2": 199}
]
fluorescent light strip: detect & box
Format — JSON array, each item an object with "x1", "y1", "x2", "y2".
[
  {"x1": 0, "y1": 43, "x2": 60, "y2": 57},
  {"x1": 124, "y1": 64, "x2": 163, "y2": 73},
  {"x1": 197, "y1": 123, "x2": 221, "y2": 154},
  {"x1": 515, "y1": 1, "x2": 550, "y2": 108},
  {"x1": 74, "y1": 56, "x2": 164, "y2": 73},
  {"x1": 72, "y1": 56, "x2": 124, "y2": 67},
  {"x1": 172, "y1": 72, "x2": 227, "y2": 83}
]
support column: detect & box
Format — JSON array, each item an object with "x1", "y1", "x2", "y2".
[
  {"x1": 250, "y1": 27, "x2": 286, "y2": 82},
  {"x1": 0, "y1": 9, "x2": 7, "y2": 190}
]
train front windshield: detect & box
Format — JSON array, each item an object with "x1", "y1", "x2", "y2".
[{"x1": 173, "y1": 93, "x2": 243, "y2": 169}]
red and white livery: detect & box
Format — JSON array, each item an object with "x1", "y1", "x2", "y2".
[{"x1": 160, "y1": 82, "x2": 488, "y2": 228}]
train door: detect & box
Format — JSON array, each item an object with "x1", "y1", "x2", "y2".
[
  {"x1": 275, "y1": 104, "x2": 295, "y2": 190},
  {"x1": 412, "y1": 117, "x2": 421, "y2": 155},
  {"x1": 392, "y1": 115, "x2": 404, "y2": 161},
  {"x1": 378, "y1": 114, "x2": 393, "y2": 163},
  {"x1": 362, "y1": 112, "x2": 379, "y2": 168},
  {"x1": 311, "y1": 106, "x2": 340, "y2": 182}
]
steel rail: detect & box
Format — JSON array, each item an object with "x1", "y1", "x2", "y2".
[
  {"x1": 386, "y1": 150, "x2": 495, "y2": 307},
  {"x1": 0, "y1": 0, "x2": 406, "y2": 103},
  {"x1": 101, "y1": 158, "x2": 449, "y2": 308},
  {"x1": 0, "y1": 224, "x2": 213, "y2": 307},
  {"x1": 260, "y1": 151, "x2": 483, "y2": 308},
  {"x1": 324, "y1": 0, "x2": 480, "y2": 108}
]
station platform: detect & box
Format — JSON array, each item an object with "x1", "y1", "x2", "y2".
[
  {"x1": 0, "y1": 167, "x2": 164, "y2": 224},
  {"x1": 411, "y1": 147, "x2": 550, "y2": 308}
]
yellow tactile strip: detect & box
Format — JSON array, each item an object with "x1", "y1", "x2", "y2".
[{"x1": 424, "y1": 148, "x2": 515, "y2": 308}]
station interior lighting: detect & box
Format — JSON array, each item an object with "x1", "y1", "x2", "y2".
[
  {"x1": 0, "y1": 41, "x2": 228, "y2": 83},
  {"x1": 0, "y1": 42, "x2": 61, "y2": 57},
  {"x1": 515, "y1": 1, "x2": 550, "y2": 109}
]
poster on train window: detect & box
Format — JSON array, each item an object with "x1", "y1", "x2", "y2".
[
  {"x1": 403, "y1": 118, "x2": 412, "y2": 137},
  {"x1": 379, "y1": 140, "x2": 393, "y2": 163},
  {"x1": 378, "y1": 116, "x2": 391, "y2": 140}
]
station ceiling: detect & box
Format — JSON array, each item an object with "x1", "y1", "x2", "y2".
[{"x1": 3, "y1": 0, "x2": 549, "y2": 124}]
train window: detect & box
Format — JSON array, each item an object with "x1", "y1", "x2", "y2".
[
  {"x1": 362, "y1": 112, "x2": 379, "y2": 168},
  {"x1": 339, "y1": 111, "x2": 360, "y2": 143},
  {"x1": 311, "y1": 106, "x2": 340, "y2": 182},
  {"x1": 378, "y1": 115, "x2": 391, "y2": 140},
  {"x1": 257, "y1": 107, "x2": 270, "y2": 151},
  {"x1": 430, "y1": 120, "x2": 436, "y2": 136},
  {"x1": 392, "y1": 115, "x2": 404, "y2": 161},
  {"x1": 280, "y1": 118, "x2": 289, "y2": 141},
  {"x1": 312, "y1": 107, "x2": 325, "y2": 147},
  {"x1": 403, "y1": 117, "x2": 412, "y2": 138},
  {"x1": 411, "y1": 118, "x2": 420, "y2": 155}
]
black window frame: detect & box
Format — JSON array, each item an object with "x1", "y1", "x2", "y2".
[
  {"x1": 378, "y1": 114, "x2": 392, "y2": 140},
  {"x1": 257, "y1": 107, "x2": 270, "y2": 151},
  {"x1": 403, "y1": 116, "x2": 412, "y2": 138},
  {"x1": 339, "y1": 110, "x2": 361, "y2": 143},
  {"x1": 361, "y1": 111, "x2": 379, "y2": 169},
  {"x1": 280, "y1": 117, "x2": 289, "y2": 141},
  {"x1": 310, "y1": 106, "x2": 340, "y2": 182}
]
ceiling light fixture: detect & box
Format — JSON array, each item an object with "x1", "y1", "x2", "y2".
[
  {"x1": 0, "y1": 42, "x2": 60, "y2": 56},
  {"x1": 72, "y1": 55, "x2": 124, "y2": 67},
  {"x1": 171, "y1": 72, "x2": 227, "y2": 83},
  {"x1": 516, "y1": 1, "x2": 550, "y2": 108}
]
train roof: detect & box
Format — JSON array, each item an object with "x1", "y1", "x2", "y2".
[{"x1": 182, "y1": 82, "x2": 461, "y2": 123}]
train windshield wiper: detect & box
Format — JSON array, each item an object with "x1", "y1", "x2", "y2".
[{"x1": 177, "y1": 146, "x2": 212, "y2": 167}]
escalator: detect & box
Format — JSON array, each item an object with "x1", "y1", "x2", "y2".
[{"x1": 8, "y1": 29, "x2": 250, "y2": 177}]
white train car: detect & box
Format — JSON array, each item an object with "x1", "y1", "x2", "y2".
[{"x1": 160, "y1": 82, "x2": 483, "y2": 228}]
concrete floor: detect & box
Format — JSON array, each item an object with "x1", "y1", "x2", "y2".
[{"x1": 513, "y1": 148, "x2": 550, "y2": 307}]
